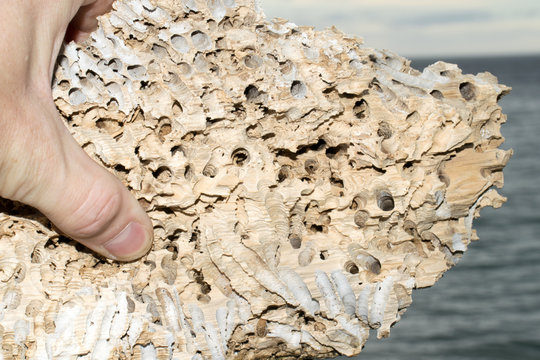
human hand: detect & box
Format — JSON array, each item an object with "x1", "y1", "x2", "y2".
[{"x1": 0, "y1": 0, "x2": 153, "y2": 261}]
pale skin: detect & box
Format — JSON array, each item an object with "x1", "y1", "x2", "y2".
[{"x1": 0, "y1": 0, "x2": 153, "y2": 261}]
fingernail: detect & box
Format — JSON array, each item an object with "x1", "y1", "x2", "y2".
[{"x1": 103, "y1": 222, "x2": 150, "y2": 260}]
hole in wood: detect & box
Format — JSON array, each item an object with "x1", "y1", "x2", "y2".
[
  {"x1": 107, "y1": 58, "x2": 122, "y2": 72},
  {"x1": 403, "y1": 220, "x2": 417, "y2": 236},
  {"x1": 152, "y1": 44, "x2": 168, "y2": 58},
  {"x1": 277, "y1": 165, "x2": 292, "y2": 182},
  {"x1": 158, "y1": 123, "x2": 172, "y2": 141},
  {"x1": 460, "y1": 82, "x2": 476, "y2": 101},
  {"x1": 406, "y1": 111, "x2": 421, "y2": 123},
  {"x1": 369, "y1": 78, "x2": 382, "y2": 92},
  {"x1": 345, "y1": 261, "x2": 359, "y2": 274},
  {"x1": 319, "y1": 214, "x2": 331, "y2": 225},
  {"x1": 304, "y1": 159, "x2": 319, "y2": 174},
  {"x1": 153, "y1": 166, "x2": 172, "y2": 183},
  {"x1": 320, "y1": 250, "x2": 329, "y2": 260},
  {"x1": 244, "y1": 85, "x2": 260, "y2": 102},
  {"x1": 244, "y1": 54, "x2": 262, "y2": 68},
  {"x1": 440, "y1": 70, "x2": 451, "y2": 77},
  {"x1": 196, "y1": 294, "x2": 211, "y2": 304},
  {"x1": 353, "y1": 99, "x2": 368, "y2": 119},
  {"x1": 330, "y1": 177, "x2": 344, "y2": 188},
  {"x1": 203, "y1": 163, "x2": 218, "y2": 178},
  {"x1": 350, "y1": 195, "x2": 366, "y2": 210},
  {"x1": 171, "y1": 35, "x2": 189, "y2": 53},
  {"x1": 231, "y1": 148, "x2": 250, "y2": 166},
  {"x1": 191, "y1": 30, "x2": 212, "y2": 51},
  {"x1": 289, "y1": 234, "x2": 302, "y2": 249},
  {"x1": 96, "y1": 118, "x2": 122, "y2": 134},
  {"x1": 377, "y1": 191, "x2": 395, "y2": 211},
  {"x1": 325, "y1": 143, "x2": 347, "y2": 159},
  {"x1": 377, "y1": 122, "x2": 393, "y2": 139},
  {"x1": 200, "y1": 282, "x2": 211, "y2": 294},
  {"x1": 127, "y1": 65, "x2": 146, "y2": 79},
  {"x1": 219, "y1": 17, "x2": 233, "y2": 31},
  {"x1": 114, "y1": 164, "x2": 128, "y2": 174},
  {"x1": 291, "y1": 80, "x2": 307, "y2": 99},
  {"x1": 354, "y1": 210, "x2": 369, "y2": 228},
  {"x1": 68, "y1": 88, "x2": 86, "y2": 105},
  {"x1": 430, "y1": 90, "x2": 444, "y2": 100},
  {"x1": 256, "y1": 319, "x2": 268, "y2": 337},
  {"x1": 280, "y1": 59, "x2": 294, "y2": 75},
  {"x1": 369, "y1": 257, "x2": 382, "y2": 274},
  {"x1": 178, "y1": 63, "x2": 193, "y2": 77},
  {"x1": 309, "y1": 138, "x2": 326, "y2": 151}
]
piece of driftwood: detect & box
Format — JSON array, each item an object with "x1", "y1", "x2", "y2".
[{"x1": 0, "y1": 0, "x2": 511, "y2": 358}]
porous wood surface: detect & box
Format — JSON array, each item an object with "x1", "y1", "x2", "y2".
[{"x1": 0, "y1": 0, "x2": 511, "y2": 358}]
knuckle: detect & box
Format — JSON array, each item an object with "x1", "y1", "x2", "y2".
[{"x1": 70, "y1": 187, "x2": 122, "y2": 239}]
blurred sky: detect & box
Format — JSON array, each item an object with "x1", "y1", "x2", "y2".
[{"x1": 260, "y1": 0, "x2": 540, "y2": 58}]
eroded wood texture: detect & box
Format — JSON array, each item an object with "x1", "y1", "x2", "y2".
[{"x1": 0, "y1": 0, "x2": 511, "y2": 358}]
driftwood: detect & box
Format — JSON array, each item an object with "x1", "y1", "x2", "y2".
[{"x1": 0, "y1": 0, "x2": 511, "y2": 358}]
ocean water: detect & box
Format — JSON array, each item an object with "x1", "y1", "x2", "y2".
[{"x1": 336, "y1": 55, "x2": 540, "y2": 360}]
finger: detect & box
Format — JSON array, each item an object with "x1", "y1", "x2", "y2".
[
  {"x1": 3, "y1": 99, "x2": 153, "y2": 262},
  {"x1": 65, "y1": 0, "x2": 114, "y2": 42},
  {"x1": 46, "y1": 122, "x2": 153, "y2": 261}
]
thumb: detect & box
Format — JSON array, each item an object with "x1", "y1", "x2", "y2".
[
  {"x1": 2, "y1": 100, "x2": 153, "y2": 262},
  {"x1": 48, "y1": 173, "x2": 154, "y2": 262},
  {"x1": 43, "y1": 147, "x2": 154, "y2": 262}
]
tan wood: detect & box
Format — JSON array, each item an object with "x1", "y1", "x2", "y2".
[{"x1": 0, "y1": 0, "x2": 511, "y2": 358}]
